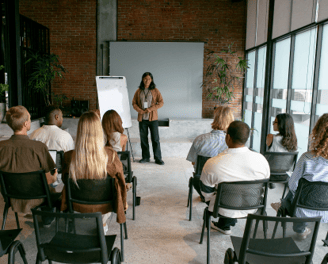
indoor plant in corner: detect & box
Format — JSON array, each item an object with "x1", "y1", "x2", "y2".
[
  {"x1": 25, "y1": 52, "x2": 66, "y2": 106},
  {"x1": 0, "y1": 65, "x2": 9, "y2": 122},
  {"x1": 202, "y1": 43, "x2": 248, "y2": 106}
]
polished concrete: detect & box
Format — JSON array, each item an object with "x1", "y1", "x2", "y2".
[{"x1": 1, "y1": 158, "x2": 327, "y2": 264}]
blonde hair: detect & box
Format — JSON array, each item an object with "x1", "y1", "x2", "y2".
[
  {"x1": 6, "y1": 105, "x2": 29, "y2": 132},
  {"x1": 69, "y1": 111, "x2": 108, "y2": 182},
  {"x1": 310, "y1": 113, "x2": 328, "y2": 159},
  {"x1": 211, "y1": 106, "x2": 234, "y2": 131}
]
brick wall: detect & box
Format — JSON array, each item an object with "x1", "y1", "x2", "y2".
[
  {"x1": 117, "y1": 0, "x2": 246, "y2": 118},
  {"x1": 19, "y1": 0, "x2": 98, "y2": 112}
]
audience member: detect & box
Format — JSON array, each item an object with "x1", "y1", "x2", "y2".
[
  {"x1": 60, "y1": 111, "x2": 127, "y2": 233},
  {"x1": 200, "y1": 121, "x2": 270, "y2": 235},
  {"x1": 186, "y1": 106, "x2": 234, "y2": 199},
  {"x1": 102, "y1": 109, "x2": 128, "y2": 152},
  {"x1": 271, "y1": 113, "x2": 328, "y2": 239},
  {"x1": 0, "y1": 106, "x2": 58, "y2": 226},
  {"x1": 266, "y1": 113, "x2": 297, "y2": 152},
  {"x1": 30, "y1": 105, "x2": 74, "y2": 152}
]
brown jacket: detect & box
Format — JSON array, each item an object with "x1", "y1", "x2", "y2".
[
  {"x1": 132, "y1": 88, "x2": 164, "y2": 122},
  {"x1": 60, "y1": 147, "x2": 127, "y2": 224}
]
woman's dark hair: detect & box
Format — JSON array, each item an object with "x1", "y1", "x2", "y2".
[
  {"x1": 139, "y1": 72, "x2": 156, "y2": 90},
  {"x1": 276, "y1": 113, "x2": 297, "y2": 151}
]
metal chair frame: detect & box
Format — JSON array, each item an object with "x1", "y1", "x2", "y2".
[{"x1": 0, "y1": 229, "x2": 28, "y2": 264}]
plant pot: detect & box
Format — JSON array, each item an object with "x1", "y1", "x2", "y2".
[{"x1": 0, "y1": 102, "x2": 6, "y2": 122}]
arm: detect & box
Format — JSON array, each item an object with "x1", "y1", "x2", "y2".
[
  {"x1": 120, "y1": 134, "x2": 128, "y2": 151},
  {"x1": 147, "y1": 88, "x2": 164, "y2": 112},
  {"x1": 199, "y1": 160, "x2": 217, "y2": 202},
  {"x1": 186, "y1": 140, "x2": 198, "y2": 165},
  {"x1": 288, "y1": 153, "x2": 306, "y2": 195},
  {"x1": 132, "y1": 89, "x2": 145, "y2": 114},
  {"x1": 266, "y1": 134, "x2": 273, "y2": 147},
  {"x1": 46, "y1": 169, "x2": 58, "y2": 184}
]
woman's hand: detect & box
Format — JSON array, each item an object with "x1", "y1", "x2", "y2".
[
  {"x1": 124, "y1": 202, "x2": 129, "y2": 211},
  {"x1": 266, "y1": 134, "x2": 273, "y2": 147},
  {"x1": 144, "y1": 108, "x2": 150, "y2": 113}
]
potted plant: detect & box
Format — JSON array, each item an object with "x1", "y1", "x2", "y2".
[
  {"x1": 202, "y1": 43, "x2": 248, "y2": 106},
  {"x1": 25, "y1": 52, "x2": 66, "y2": 106},
  {"x1": 51, "y1": 92, "x2": 68, "y2": 109},
  {"x1": 0, "y1": 65, "x2": 9, "y2": 122}
]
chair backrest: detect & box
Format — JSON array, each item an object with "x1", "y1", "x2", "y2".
[
  {"x1": 0, "y1": 170, "x2": 52, "y2": 208},
  {"x1": 31, "y1": 209, "x2": 111, "y2": 264},
  {"x1": 117, "y1": 151, "x2": 132, "y2": 183},
  {"x1": 237, "y1": 214, "x2": 321, "y2": 264},
  {"x1": 49, "y1": 150, "x2": 64, "y2": 174},
  {"x1": 66, "y1": 176, "x2": 115, "y2": 212},
  {"x1": 292, "y1": 178, "x2": 328, "y2": 215},
  {"x1": 264, "y1": 152, "x2": 298, "y2": 175},
  {"x1": 212, "y1": 179, "x2": 269, "y2": 218},
  {"x1": 195, "y1": 155, "x2": 211, "y2": 176}
]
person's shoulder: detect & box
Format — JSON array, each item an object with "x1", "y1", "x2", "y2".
[{"x1": 29, "y1": 126, "x2": 43, "y2": 138}]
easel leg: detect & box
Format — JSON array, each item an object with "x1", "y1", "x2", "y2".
[{"x1": 126, "y1": 128, "x2": 135, "y2": 162}]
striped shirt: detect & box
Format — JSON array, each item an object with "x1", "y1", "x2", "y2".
[
  {"x1": 289, "y1": 151, "x2": 328, "y2": 222},
  {"x1": 186, "y1": 130, "x2": 227, "y2": 169}
]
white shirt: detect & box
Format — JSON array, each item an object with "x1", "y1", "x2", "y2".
[
  {"x1": 200, "y1": 147, "x2": 270, "y2": 217},
  {"x1": 109, "y1": 132, "x2": 122, "y2": 152},
  {"x1": 30, "y1": 125, "x2": 75, "y2": 152},
  {"x1": 268, "y1": 135, "x2": 288, "y2": 152}
]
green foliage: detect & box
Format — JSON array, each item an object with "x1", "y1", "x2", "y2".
[
  {"x1": 25, "y1": 52, "x2": 66, "y2": 105},
  {"x1": 51, "y1": 92, "x2": 68, "y2": 108},
  {"x1": 0, "y1": 65, "x2": 8, "y2": 103},
  {"x1": 202, "y1": 43, "x2": 249, "y2": 105}
]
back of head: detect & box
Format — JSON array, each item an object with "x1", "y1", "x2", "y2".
[
  {"x1": 102, "y1": 110, "x2": 124, "y2": 139},
  {"x1": 44, "y1": 105, "x2": 61, "y2": 125},
  {"x1": 211, "y1": 106, "x2": 234, "y2": 131},
  {"x1": 70, "y1": 111, "x2": 108, "y2": 182},
  {"x1": 227, "y1": 121, "x2": 250, "y2": 145},
  {"x1": 6, "y1": 105, "x2": 29, "y2": 132},
  {"x1": 310, "y1": 113, "x2": 328, "y2": 159},
  {"x1": 276, "y1": 113, "x2": 297, "y2": 151}
]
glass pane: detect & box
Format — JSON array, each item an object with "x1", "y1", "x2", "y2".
[
  {"x1": 270, "y1": 37, "x2": 290, "y2": 133},
  {"x1": 244, "y1": 51, "x2": 256, "y2": 129},
  {"x1": 252, "y1": 46, "x2": 266, "y2": 152},
  {"x1": 290, "y1": 28, "x2": 317, "y2": 157},
  {"x1": 316, "y1": 24, "x2": 328, "y2": 122}
]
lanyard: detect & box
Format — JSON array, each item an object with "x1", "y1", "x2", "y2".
[{"x1": 143, "y1": 89, "x2": 150, "y2": 100}]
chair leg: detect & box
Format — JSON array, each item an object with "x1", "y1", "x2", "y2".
[
  {"x1": 124, "y1": 222, "x2": 128, "y2": 239},
  {"x1": 15, "y1": 212, "x2": 20, "y2": 229},
  {"x1": 200, "y1": 208, "x2": 207, "y2": 244},
  {"x1": 36, "y1": 252, "x2": 42, "y2": 264},
  {"x1": 187, "y1": 177, "x2": 192, "y2": 207},
  {"x1": 132, "y1": 176, "x2": 136, "y2": 221},
  {"x1": 120, "y1": 223, "x2": 124, "y2": 262},
  {"x1": 8, "y1": 241, "x2": 27, "y2": 264},
  {"x1": 189, "y1": 178, "x2": 193, "y2": 221},
  {"x1": 321, "y1": 253, "x2": 328, "y2": 264},
  {"x1": 18, "y1": 243, "x2": 28, "y2": 264},
  {"x1": 1, "y1": 203, "x2": 9, "y2": 230},
  {"x1": 206, "y1": 212, "x2": 211, "y2": 264},
  {"x1": 282, "y1": 183, "x2": 288, "y2": 199}
]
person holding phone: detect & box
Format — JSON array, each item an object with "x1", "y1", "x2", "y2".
[{"x1": 132, "y1": 72, "x2": 164, "y2": 165}]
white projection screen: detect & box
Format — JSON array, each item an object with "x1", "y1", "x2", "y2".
[{"x1": 109, "y1": 42, "x2": 204, "y2": 119}]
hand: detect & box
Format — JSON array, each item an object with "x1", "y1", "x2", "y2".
[
  {"x1": 124, "y1": 202, "x2": 129, "y2": 211},
  {"x1": 145, "y1": 108, "x2": 150, "y2": 113},
  {"x1": 52, "y1": 169, "x2": 58, "y2": 182}
]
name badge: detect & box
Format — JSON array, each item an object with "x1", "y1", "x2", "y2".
[{"x1": 144, "y1": 102, "x2": 148, "y2": 108}]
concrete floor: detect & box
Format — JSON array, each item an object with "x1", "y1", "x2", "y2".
[{"x1": 1, "y1": 157, "x2": 328, "y2": 263}]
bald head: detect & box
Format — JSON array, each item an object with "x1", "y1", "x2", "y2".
[
  {"x1": 226, "y1": 121, "x2": 250, "y2": 147},
  {"x1": 45, "y1": 105, "x2": 63, "y2": 127}
]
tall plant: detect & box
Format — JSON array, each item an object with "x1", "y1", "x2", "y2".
[
  {"x1": 25, "y1": 52, "x2": 66, "y2": 105},
  {"x1": 0, "y1": 65, "x2": 9, "y2": 103},
  {"x1": 202, "y1": 43, "x2": 248, "y2": 105}
]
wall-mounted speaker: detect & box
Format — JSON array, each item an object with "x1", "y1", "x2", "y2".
[{"x1": 71, "y1": 100, "x2": 89, "y2": 117}]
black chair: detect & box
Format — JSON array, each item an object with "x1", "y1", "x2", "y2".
[
  {"x1": 66, "y1": 176, "x2": 128, "y2": 261},
  {"x1": 31, "y1": 209, "x2": 121, "y2": 264},
  {"x1": 322, "y1": 253, "x2": 328, "y2": 264},
  {"x1": 117, "y1": 151, "x2": 138, "y2": 220},
  {"x1": 264, "y1": 152, "x2": 298, "y2": 199},
  {"x1": 224, "y1": 214, "x2": 321, "y2": 264},
  {"x1": 0, "y1": 229, "x2": 28, "y2": 264},
  {"x1": 187, "y1": 155, "x2": 210, "y2": 221},
  {"x1": 199, "y1": 179, "x2": 269, "y2": 264},
  {"x1": 0, "y1": 170, "x2": 60, "y2": 230},
  {"x1": 275, "y1": 178, "x2": 328, "y2": 246}
]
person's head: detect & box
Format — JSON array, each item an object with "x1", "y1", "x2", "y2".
[
  {"x1": 211, "y1": 106, "x2": 234, "y2": 131},
  {"x1": 273, "y1": 113, "x2": 297, "y2": 151},
  {"x1": 139, "y1": 72, "x2": 156, "y2": 90},
  {"x1": 102, "y1": 110, "x2": 124, "y2": 145},
  {"x1": 5, "y1": 105, "x2": 31, "y2": 133},
  {"x1": 69, "y1": 111, "x2": 108, "y2": 182},
  {"x1": 226, "y1": 121, "x2": 250, "y2": 148},
  {"x1": 44, "y1": 105, "x2": 63, "y2": 127},
  {"x1": 310, "y1": 113, "x2": 328, "y2": 159}
]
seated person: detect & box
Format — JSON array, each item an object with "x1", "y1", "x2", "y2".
[
  {"x1": 60, "y1": 111, "x2": 127, "y2": 233},
  {"x1": 186, "y1": 106, "x2": 234, "y2": 199},
  {"x1": 102, "y1": 109, "x2": 128, "y2": 152},
  {"x1": 0, "y1": 106, "x2": 58, "y2": 226},
  {"x1": 30, "y1": 105, "x2": 75, "y2": 152},
  {"x1": 200, "y1": 121, "x2": 270, "y2": 235},
  {"x1": 271, "y1": 113, "x2": 328, "y2": 239},
  {"x1": 266, "y1": 113, "x2": 297, "y2": 152}
]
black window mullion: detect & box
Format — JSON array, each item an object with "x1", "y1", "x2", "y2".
[{"x1": 286, "y1": 35, "x2": 295, "y2": 113}]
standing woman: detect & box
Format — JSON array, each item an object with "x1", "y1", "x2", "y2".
[
  {"x1": 132, "y1": 72, "x2": 164, "y2": 165},
  {"x1": 266, "y1": 113, "x2": 298, "y2": 152}
]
